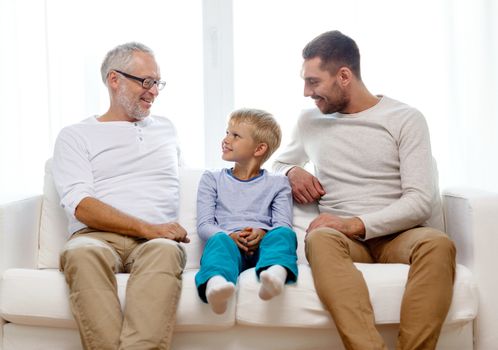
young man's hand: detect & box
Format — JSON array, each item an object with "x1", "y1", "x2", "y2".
[
  {"x1": 287, "y1": 166, "x2": 325, "y2": 204},
  {"x1": 306, "y1": 213, "x2": 365, "y2": 240}
]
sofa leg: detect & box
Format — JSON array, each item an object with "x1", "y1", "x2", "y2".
[{"x1": 0, "y1": 317, "x2": 6, "y2": 350}]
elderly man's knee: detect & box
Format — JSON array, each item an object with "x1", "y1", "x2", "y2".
[
  {"x1": 142, "y1": 238, "x2": 186, "y2": 267},
  {"x1": 62, "y1": 237, "x2": 117, "y2": 263},
  {"x1": 60, "y1": 237, "x2": 121, "y2": 280}
]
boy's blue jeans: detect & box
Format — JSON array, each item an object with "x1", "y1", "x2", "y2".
[{"x1": 195, "y1": 226, "x2": 298, "y2": 302}]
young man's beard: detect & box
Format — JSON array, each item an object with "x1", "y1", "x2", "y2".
[{"x1": 317, "y1": 85, "x2": 349, "y2": 114}]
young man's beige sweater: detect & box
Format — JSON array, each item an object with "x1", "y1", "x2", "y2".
[{"x1": 273, "y1": 96, "x2": 443, "y2": 240}]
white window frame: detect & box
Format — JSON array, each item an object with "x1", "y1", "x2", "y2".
[{"x1": 202, "y1": 0, "x2": 234, "y2": 169}]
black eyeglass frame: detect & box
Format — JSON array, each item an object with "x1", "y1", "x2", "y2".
[{"x1": 113, "y1": 69, "x2": 166, "y2": 90}]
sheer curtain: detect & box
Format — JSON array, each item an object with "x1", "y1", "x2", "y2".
[
  {"x1": 0, "y1": 0, "x2": 51, "y2": 201},
  {"x1": 0, "y1": 0, "x2": 204, "y2": 201},
  {"x1": 232, "y1": 0, "x2": 498, "y2": 192},
  {"x1": 1, "y1": 0, "x2": 497, "y2": 202},
  {"x1": 445, "y1": 0, "x2": 498, "y2": 191}
]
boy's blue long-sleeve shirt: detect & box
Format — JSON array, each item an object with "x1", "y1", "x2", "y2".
[{"x1": 196, "y1": 168, "x2": 293, "y2": 241}]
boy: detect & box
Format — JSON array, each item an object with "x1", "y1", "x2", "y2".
[{"x1": 195, "y1": 108, "x2": 298, "y2": 314}]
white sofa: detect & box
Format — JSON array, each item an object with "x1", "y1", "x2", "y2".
[{"x1": 0, "y1": 160, "x2": 496, "y2": 350}]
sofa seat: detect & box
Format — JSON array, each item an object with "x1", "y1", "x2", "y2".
[
  {"x1": 0, "y1": 263, "x2": 477, "y2": 331},
  {"x1": 2, "y1": 160, "x2": 496, "y2": 350}
]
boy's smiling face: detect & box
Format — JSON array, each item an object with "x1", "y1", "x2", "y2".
[{"x1": 221, "y1": 121, "x2": 258, "y2": 163}]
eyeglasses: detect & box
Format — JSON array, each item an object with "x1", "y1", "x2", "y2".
[{"x1": 113, "y1": 70, "x2": 166, "y2": 90}]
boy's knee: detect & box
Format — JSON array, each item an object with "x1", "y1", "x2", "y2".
[
  {"x1": 273, "y1": 226, "x2": 296, "y2": 237},
  {"x1": 206, "y1": 232, "x2": 236, "y2": 249},
  {"x1": 210, "y1": 231, "x2": 232, "y2": 242},
  {"x1": 266, "y1": 226, "x2": 296, "y2": 241}
]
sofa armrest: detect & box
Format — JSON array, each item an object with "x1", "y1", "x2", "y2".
[
  {"x1": 442, "y1": 187, "x2": 498, "y2": 350},
  {"x1": 0, "y1": 196, "x2": 42, "y2": 275}
]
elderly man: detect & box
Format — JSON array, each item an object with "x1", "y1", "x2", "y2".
[{"x1": 53, "y1": 42, "x2": 189, "y2": 350}]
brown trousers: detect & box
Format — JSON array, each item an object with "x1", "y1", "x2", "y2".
[
  {"x1": 60, "y1": 229, "x2": 186, "y2": 350},
  {"x1": 305, "y1": 227, "x2": 456, "y2": 350}
]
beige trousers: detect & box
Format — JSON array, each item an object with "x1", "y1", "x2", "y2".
[
  {"x1": 305, "y1": 227, "x2": 456, "y2": 350},
  {"x1": 60, "y1": 229, "x2": 186, "y2": 350}
]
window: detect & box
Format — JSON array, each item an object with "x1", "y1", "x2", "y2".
[
  {"x1": 0, "y1": 0, "x2": 204, "y2": 200},
  {"x1": 232, "y1": 0, "x2": 498, "y2": 191},
  {"x1": 1, "y1": 0, "x2": 497, "y2": 201}
]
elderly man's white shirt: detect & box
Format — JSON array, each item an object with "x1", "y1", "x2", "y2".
[{"x1": 53, "y1": 115, "x2": 180, "y2": 234}]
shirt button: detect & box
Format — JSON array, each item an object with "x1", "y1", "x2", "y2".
[{"x1": 139, "y1": 137, "x2": 143, "y2": 141}]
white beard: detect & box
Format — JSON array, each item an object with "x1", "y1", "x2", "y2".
[{"x1": 117, "y1": 85, "x2": 150, "y2": 120}]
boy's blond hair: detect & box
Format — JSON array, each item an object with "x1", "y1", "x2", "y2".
[{"x1": 229, "y1": 108, "x2": 281, "y2": 164}]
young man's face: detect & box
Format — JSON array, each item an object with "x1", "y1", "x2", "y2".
[
  {"x1": 302, "y1": 57, "x2": 349, "y2": 114},
  {"x1": 221, "y1": 121, "x2": 259, "y2": 163},
  {"x1": 115, "y1": 51, "x2": 161, "y2": 121}
]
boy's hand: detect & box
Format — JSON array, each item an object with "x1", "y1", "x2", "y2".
[
  {"x1": 242, "y1": 227, "x2": 266, "y2": 255},
  {"x1": 229, "y1": 230, "x2": 250, "y2": 253},
  {"x1": 229, "y1": 228, "x2": 266, "y2": 256}
]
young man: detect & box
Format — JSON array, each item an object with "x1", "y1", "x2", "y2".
[
  {"x1": 53, "y1": 42, "x2": 189, "y2": 350},
  {"x1": 274, "y1": 31, "x2": 456, "y2": 350},
  {"x1": 195, "y1": 108, "x2": 298, "y2": 314}
]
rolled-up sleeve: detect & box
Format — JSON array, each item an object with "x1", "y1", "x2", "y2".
[{"x1": 52, "y1": 128, "x2": 95, "y2": 218}]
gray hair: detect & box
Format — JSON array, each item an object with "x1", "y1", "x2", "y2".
[{"x1": 100, "y1": 42, "x2": 155, "y2": 85}]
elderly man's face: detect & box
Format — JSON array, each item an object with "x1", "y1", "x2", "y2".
[{"x1": 116, "y1": 51, "x2": 161, "y2": 121}]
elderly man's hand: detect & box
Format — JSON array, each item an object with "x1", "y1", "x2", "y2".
[{"x1": 145, "y1": 222, "x2": 190, "y2": 243}]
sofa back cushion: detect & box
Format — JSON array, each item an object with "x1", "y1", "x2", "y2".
[
  {"x1": 38, "y1": 159, "x2": 70, "y2": 268},
  {"x1": 38, "y1": 161, "x2": 317, "y2": 269}
]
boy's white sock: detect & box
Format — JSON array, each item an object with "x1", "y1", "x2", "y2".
[
  {"x1": 206, "y1": 275, "x2": 235, "y2": 314},
  {"x1": 259, "y1": 265, "x2": 287, "y2": 301}
]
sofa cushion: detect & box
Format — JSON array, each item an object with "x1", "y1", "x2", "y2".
[
  {"x1": 38, "y1": 161, "x2": 317, "y2": 269},
  {"x1": 236, "y1": 264, "x2": 478, "y2": 327},
  {"x1": 2, "y1": 263, "x2": 476, "y2": 331},
  {"x1": 38, "y1": 162, "x2": 210, "y2": 270},
  {"x1": 0, "y1": 269, "x2": 235, "y2": 331},
  {"x1": 38, "y1": 159, "x2": 70, "y2": 268}
]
